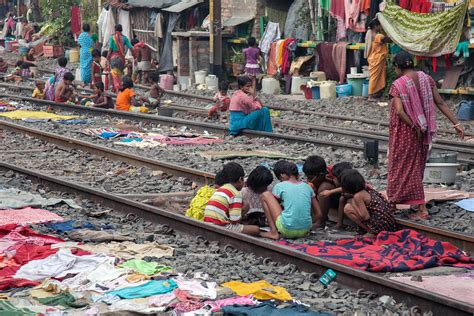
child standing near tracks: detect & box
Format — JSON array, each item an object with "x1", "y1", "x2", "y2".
[
  {"x1": 204, "y1": 163, "x2": 260, "y2": 236},
  {"x1": 340, "y1": 169, "x2": 396, "y2": 236},
  {"x1": 254, "y1": 161, "x2": 321, "y2": 240}
]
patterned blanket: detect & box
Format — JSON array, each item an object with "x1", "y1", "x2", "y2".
[
  {"x1": 377, "y1": 0, "x2": 468, "y2": 57},
  {"x1": 277, "y1": 229, "x2": 474, "y2": 272}
]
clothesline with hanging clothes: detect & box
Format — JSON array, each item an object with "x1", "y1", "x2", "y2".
[{"x1": 228, "y1": 38, "x2": 367, "y2": 50}]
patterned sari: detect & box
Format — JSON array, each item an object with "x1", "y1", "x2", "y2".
[
  {"x1": 110, "y1": 32, "x2": 126, "y2": 91},
  {"x1": 77, "y1": 32, "x2": 94, "y2": 84},
  {"x1": 387, "y1": 71, "x2": 437, "y2": 205}
]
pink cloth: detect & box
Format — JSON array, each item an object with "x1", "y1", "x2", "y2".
[
  {"x1": 0, "y1": 207, "x2": 63, "y2": 226},
  {"x1": 390, "y1": 71, "x2": 437, "y2": 145},
  {"x1": 331, "y1": 0, "x2": 347, "y2": 40},
  {"x1": 229, "y1": 90, "x2": 261, "y2": 114},
  {"x1": 332, "y1": 42, "x2": 348, "y2": 84},
  {"x1": 204, "y1": 295, "x2": 256, "y2": 312},
  {"x1": 345, "y1": 0, "x2": 366, "y2": 32},
  {"x1": 0, "y1": 224, "x2": 64, "y2": 246},
  {"x1": 146, "y1": 135, "x2": 223, "y2": 146}
]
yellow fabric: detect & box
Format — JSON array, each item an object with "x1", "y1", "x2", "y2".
[
  {"x1": 185, "y1": 186, "x2": 216, "y2": 221},
  {"x1": 0, "y1": 110, "x2": 78, "y2": 121},
  {"x1": 222, "y1": 280, "x2": 292, "y2": 301},
  {"x1": 368, "y1": 33, "x2": 388, "y2": 95},
  {"x1": 32, "y1": 88, "x2": 45, "y2": 99}
]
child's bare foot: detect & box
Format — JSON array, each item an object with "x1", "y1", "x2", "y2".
[{"x1": 260, "y1": 231, "x2": 279, "y2": 240}]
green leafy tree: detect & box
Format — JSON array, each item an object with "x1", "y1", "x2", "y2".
[{"x1": 40, "y1": 0, "x2": 80, "y2": 45}]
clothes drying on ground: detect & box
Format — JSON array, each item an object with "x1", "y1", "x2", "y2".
[
  {"x1": 277, "y1": 229, "x2": 474, "y2": 272},
  {"x1": 0, "y1": 188, "x2": 81, "y2": 209},
  {"x1": 46, "y1": 220, "x2": 96, "y2": 232},
  {"x1": 81, "y1": 128, "x2": 123, "y2": 139},
  {"x1": 67, "y1": 229, "x2": 134, "y2": 242},
  {"x1": 377, "y1": 0, "x2": 468, "y2": 57},
  {"x1": 222, "y1": 301, "x2": 330, "y2": 316},
  {"x1": 36, "y1": 292, "x2": 88, "y2": 309},
  {"x1": 204, "y1": 295, "x2": 257, "y2": 312},
  {"x1": 119, "y1": 259, "x2": 172, "y2": 275},
  {"x1": 222, "y1": 280, "x2": 293, "y2": 301},
  {"x1": 174, "y1": 276, "x2": 217, "y2": 299},
  {"x1": 107, "y1": 279, "x2": 178, "y2": 299},
  {"x1": 456, "y1": 198, "x2": 474, "y2": 212},
  {"x1": 0, "y1": 207, "x2": 63, "y2": 226},
  {"x1": 0, "y1": 110, "x2": 78, "y2": 121}
]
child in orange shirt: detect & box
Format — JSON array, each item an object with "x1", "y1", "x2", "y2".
[{"x1": 116, "y1": 76, "x2": 139, "y2": 111}]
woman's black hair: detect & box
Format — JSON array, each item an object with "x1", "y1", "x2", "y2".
[
  {"x1": 58, "y1": 57, "x2": 68, "y2": 67},
  {"x1": 101, "y1": 50, "x2": 108, "y2": 58},
  {"x1": 219, "y1": 81, "x2": 229, "y2": 92},
  {"x1": 95, "y1": 81, "x2": 105, "y2": 91},
  {"x1": 92, "y1": 49, "x2": 101, "y2": 58},
  {"x1": 303, "y1": 155, "x2": 327, "y2": 177},
  {"x1": 332, "y1": 162, "x2": 353, "y2": 179},
  {"x1": 131, "y1": 38, "x2": 139, "y2": 46},
  {"x1": 214, "y1": 170, "x2": 228, "y2": 187},
  {"x1": 393, "y1": 51, "x2": 415, "y2": 70},
  {"x1": 115, "y1": 24, "x2": 123, "y2": 32},
  {"x1": 63, "y1": 72, "x2": 75, "y2": 81},
  {"x1": 121, "y1": 76, "x2": 134, "y2": 90},
  {"x1": 273, "y1": 160, "x2": 289, "y2": 180},
  {"x1": 82, "y1": 24, "x2": 91, "y2": 32},
  {"x1": 367, "y1": 18, "x2": 380, "y2": 29},
  {"x1": 340, "y1": 169, "x2": 365, "y2": 195},
  {"x1": 221, "y1": 162, "x2": 244, "y2": 183},
  {"x1": 22, "y1": 63, "x2": 29, "y2": 69},
  {"x1": 237, "y1": 76, "x2": 252, "y2": 89},
  {"x1": 247, "y1": 37, "x2": 257, "y2": 47},
  {"x1": 149, "y1": 71, "x2": 160, "y2": 83},
  {"x1": 247, "y1": 166, "x2": 273, "y2": 193}
]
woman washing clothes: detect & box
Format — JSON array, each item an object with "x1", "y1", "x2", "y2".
[
  {"x1": 367, "y1": 19, "x2": 391, "y2": 101},
  {"x1": 107, "y1": 24, "x2": 133, "y2": 92},
  {"x1": 387, "y1": 51, "x2": 464, "y2": 219},
  {"x1": 229, "y1": 76, "x2": 273, "y2": 136}
]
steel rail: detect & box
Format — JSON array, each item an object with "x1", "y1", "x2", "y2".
[
  {"x1": 0, "y1": 161, "x2": 471, "y2": 315},
  {"x1": 1, "y1": 119, "x2": 473, "y2": 254}
]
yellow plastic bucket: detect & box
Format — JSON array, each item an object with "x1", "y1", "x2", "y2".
[{"x1": 69, "y1": 47, "x2": 80, "y2": 63}]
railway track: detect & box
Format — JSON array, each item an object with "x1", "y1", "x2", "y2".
[
  {"x1": 0, "y1": 91, "x2": 473, "y2": 165},
  {"x1": 0, "y1": 129, "x2": 472, "y2": 315}
]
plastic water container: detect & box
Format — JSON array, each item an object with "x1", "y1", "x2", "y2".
[
  {"x1": 457, "y1": 100, "x2": 474, "y2": 120},
  {"x1": 423, "y1": 163, "x2": 459, "y2": 184},
  {"x1": 69, "y1": 47, "x2": 80, "y2": 63},
  {"x1": 320, "y1": 81, "x2": 336, "y2": 99},
  {"x1": 205, "y1": 74, "x2": 218, "y2": 91},
  {"x1": 311, "y1": 86, "x2": 320, "y2": 99},
  {"x1": 336, "y1": 84, "x2": 352, "y2": 97},
  {"x1": 362, "y1": 80, "x2": 369, "y2": 97},
  {"x1": 262, "y1": 78, "x2": 280, "y2": 95},
  {"x1": 428, "y1": 151, "x2": 458, "y2": 163},
  {"x1": 75, "y1": 68, "x2": 81, "y2": 82},
  {"x1": 291, "y1": 76, "x2": 309, "y2": 95},
  {"x1": 160, "y1": 74, "x2": 174, "y2": 90},
  {"x1": 310, "y1": 71, "x2": 326, "y2": 81},
  {"x1": 194, "y1": 70, "x2": 207, "y2": 84},
  {"x1": 347, "y1": 74, "x2": 367, "y2": 96}
]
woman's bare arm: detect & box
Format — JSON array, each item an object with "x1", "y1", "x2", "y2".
[{"x1": 432, "y1": 86, "x2": 464, "y2": 139}]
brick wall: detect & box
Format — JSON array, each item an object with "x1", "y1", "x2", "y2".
[{"x1": 221, "y1": 0, "x2": 265, "y2": 37}]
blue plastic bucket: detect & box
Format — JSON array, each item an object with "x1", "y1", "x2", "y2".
[
  {"x1": 311, "y1": 86, "x2": 320, "y2": 99},
  {"x1": 457, "y1": 100, "x2": 474, "y2": 120},
  {"x1": 336, "y1": 84, "x2": 352, "y2": 97},
  {"x1": 362, "y1": 80, "x2": 369, "y2": 97}
]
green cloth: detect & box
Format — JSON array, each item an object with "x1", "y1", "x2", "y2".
[
  {"x1": 36, "y1": 292, "x2": 88, "y2": 309},
  {"x1": 0, "y1": 301, "x2": 35, "y2": 316},
  {"x1": 377, "y1": 0, "x2": 468, "y2": 57},
  {"x1": 119, "y1": 259, "x2": 172, "y2": 275},
  {"x1": 320, "y1": 0, "x2": 331, "y2": 11},
  {"x1": 91, "y1": 33, "x2": 98, "y2": 43},
  {"x1": 109, "y1": 35, "x2": 133, "y2": 52}
]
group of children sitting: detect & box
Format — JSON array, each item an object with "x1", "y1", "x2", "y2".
[
  {"x1": 199, "y1": 155, "x2": 396, "y2": 240},
  {"x1": 27, "y1": 55, "x2": 165, "y2": 112}
]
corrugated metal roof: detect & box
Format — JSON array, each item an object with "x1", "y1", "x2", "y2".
[
  {"x1": 127, "y1": 0, "x2": 180, "y2": 8},
  {"x1": 223, "y1": 15, "x2": 255, "y2": 27},
  {"x1": 163, "y1": 0, "x2": 204, "y2": 12}
]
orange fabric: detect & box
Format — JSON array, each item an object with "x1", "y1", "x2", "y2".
[
  {"x1": 361, "y1": 0, "x2": 371, "y2": 14},
  {"x1": 277, "y1": 40, "x2": 286, "y2": 67},
  {"x1": 368, "y1": 34, "x2": 388, "y2": 95},
  {"x1": 116, "y1": 88, "x2": 135, "y2": 111}
]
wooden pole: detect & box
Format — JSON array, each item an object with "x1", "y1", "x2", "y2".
[{"x1": 209, "y1": 0, "x2": 222, "y2": 78}]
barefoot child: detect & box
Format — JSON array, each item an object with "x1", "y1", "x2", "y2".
[
  {"x1": 303, "y1": 155, "x2": 337, "y2": 228},
  {"x1": 242, "y1": 166, "x2": 273, "y2": 226},
  {"x1": 55, "y1": 72, "x2": 75, "y2": 103},
  {"x1": 92, "y1": 82, "x2": 113, "y2": 109},
  {"x1": 243, "y1": 37, "x2": 261, "y2": 93},
  {"x1": 91, "y1": 49, "x2": 103, "y2": 87},
  {"x1": 144, "y1": 71, "x2": 164, "y2": 109},
  {"x1": 32, "y1": 80, "x2": 45, "y2": 99},
  {"x1": 116, "y1": 76, "x2": 139, "y2": 111},
  {"x1": 340, "y1": 169, "x2": 396, "y2": 236},
  {"x1": 259, "y1": 161, "x2": 321, "y2": 240},
  {"x1": 208, "y1": 81, "x2": 230, "y2": 118},
  {"x1": 204, "y1": 163, "x2": 260, "y2": 236}
]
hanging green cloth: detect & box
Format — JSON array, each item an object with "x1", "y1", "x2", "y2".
[{"x1": 377, "y1": 0, "x2": 468, "y2": 57}]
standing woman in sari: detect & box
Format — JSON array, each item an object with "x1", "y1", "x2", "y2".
[
  {"x1": 387, "y1": 52, "x2": 464, "y2": 219},
  {"x1": 229, "y1": 76, "x2": 273, "y2": 136},
  {"x1": 367, "y1": 19, "x2": 390, "y2": 101},
  {"x1": 106, "y1": 24, "x2": 133, "y2": 92},
  {"x1": 77, "y1": 24, "x2": 94, "y2": 85}
]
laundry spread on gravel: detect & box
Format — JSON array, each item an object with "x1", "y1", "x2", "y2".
[
  {"x1": 0, "y1": 207, "x2": 63, "y2": 226},
  {"x1": 276, "y1": 229, "x2": 474, "y2": 272},
  {"x1": 0, "y1": 188, "x2": 81, "y2": 209},
  {"x1": 0, "y1": 110, "x2": 79, "y2": 122}
]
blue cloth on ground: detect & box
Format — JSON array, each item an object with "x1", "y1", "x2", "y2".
[
  {"x1": 56, "y1": 119, "x2": 90, "y2": 125},
  {"x1": 107, "y1": 280, "x2": 178, "y2": 299},
  {"x1": 455, "y1": 198, "x2": 474, "y2": 212},
  {"x1": 222, "y1": 302, "x2": 330, "y2": 316},
  {"x1": 98, "y1": 131, "x2": 120, "y2": 139},
  {"x1": 229, "y1": 108, "x2": 273, "y2": 136},
  {"x1": 46, "y1": 220, "x2": 95, "y2": 232}
]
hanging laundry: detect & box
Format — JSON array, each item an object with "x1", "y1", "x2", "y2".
[
  {"x1": 267, "y1": 41, "x2": 279, "y2": 76},
  {"x1": 377, "y1": 0, "x2": 469, "y2": 57},
  {"x1": 71, "y1": 6, "x2": 82, "y2": 35},
  {"x1": 330, "y1": 0, "x2": 347, "y2": 40},
  {"x1": 345, "y1": 0, "x2": 366, "y2": 32},
  {"x1": 332, "y1": 42, "x2": 349, "y2": 83},
  {"x1": 316, "y1": 43, "x2": 339, "y2": 81},
  {"x1": 259, "y1": 22, "x2": 281, "y2": 57}
]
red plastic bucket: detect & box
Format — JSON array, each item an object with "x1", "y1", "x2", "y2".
[{"x1": 301, "y1": 85, "x2": 312, "y2": 99}]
